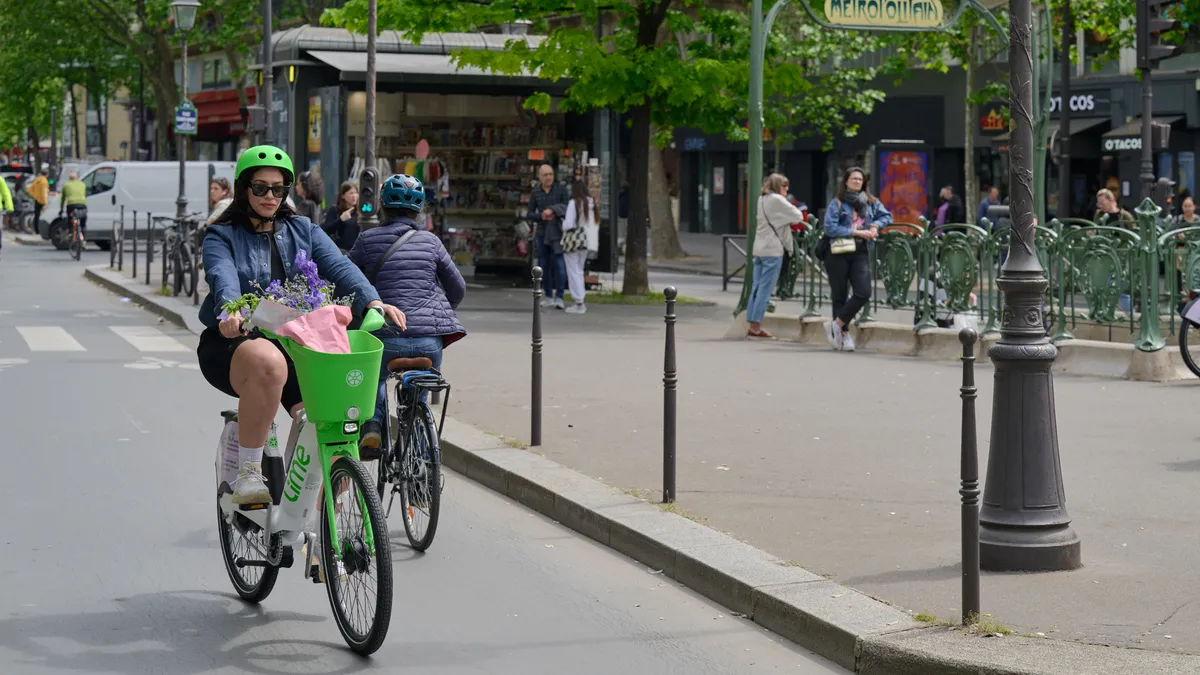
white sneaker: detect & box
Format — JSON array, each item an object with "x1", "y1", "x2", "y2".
[
  {"x1": 565, "y1": 303, "x2": 586, "y2": 314},
  {"x1": 823, "y1": 321, "x2": 843, "y2": 351},
  {"x1": 540, "y1": 297, "x2": 554, "y2": 308},
  {"x1": 841, "y1": 332, "x2": 856, "y2": 352},
  {"x1": 554, "y1": 297, "x2": 566, "y2": 310},
  {"x1": 232, "y1": 461, "x2": 271, "y2": 505}
]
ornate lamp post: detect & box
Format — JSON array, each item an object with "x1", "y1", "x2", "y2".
[{"x1": 170, "y1": 0, "x2": 200, "y2": 220}]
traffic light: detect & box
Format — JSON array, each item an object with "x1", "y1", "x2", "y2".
[
  {"x1": 1138, "y1": 0, "x2": 1182, "y2": 70},
  {"x1": 358, "y1": 167, "x2": 378, "y2": 217}
]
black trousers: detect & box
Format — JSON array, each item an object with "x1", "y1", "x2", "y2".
[{"x1": 825, "y1": 249, "x2": 872, "y2": 325}]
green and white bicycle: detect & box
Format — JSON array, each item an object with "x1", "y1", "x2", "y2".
[{"x1": 214, "y1": 308, "x2": 393, "y2": 655}]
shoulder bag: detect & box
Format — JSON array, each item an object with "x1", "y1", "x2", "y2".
[{"x1": 827, "y1": 199, "x2": 857, "y2": 255}]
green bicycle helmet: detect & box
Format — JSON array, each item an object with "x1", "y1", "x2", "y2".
[{"x1": 235, "y1": 145, "x2": 294, "y2": 185}]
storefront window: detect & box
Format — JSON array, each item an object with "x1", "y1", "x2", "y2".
[{"x1": 341, "y1": 91, "x2": 591, "y2": 273}]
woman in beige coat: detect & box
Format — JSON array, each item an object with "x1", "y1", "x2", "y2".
[{"x1": 746, "y1": 173, "x2": 807, "y2": 338}]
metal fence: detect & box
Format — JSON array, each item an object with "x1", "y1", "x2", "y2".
[{"x1": 765, "y1": 198, "x2": 1184, "y2": 349}]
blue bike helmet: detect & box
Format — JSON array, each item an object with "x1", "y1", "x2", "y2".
[{"x1": 380, "y1": 173, "x2": 425, "y2": 211}]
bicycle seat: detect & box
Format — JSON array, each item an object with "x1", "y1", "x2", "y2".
[{"x1": 387, "y1": 357, "x2": 433, "y2": 372}]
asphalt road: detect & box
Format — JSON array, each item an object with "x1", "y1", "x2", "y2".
[{"x1": 0, "y1": 239, "x2": 845, "y2": 675}]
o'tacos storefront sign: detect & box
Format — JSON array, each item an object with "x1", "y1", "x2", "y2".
[{"x1": 824, "y1": 0, "x2": 944, "y2": 28}]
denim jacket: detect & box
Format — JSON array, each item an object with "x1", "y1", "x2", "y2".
[
  {"x1": 199, "y1": 214, "x2": 381, "y2": 330},
  {"x1": 823, "y1": 198, "x2": 893, "y2": 249}
]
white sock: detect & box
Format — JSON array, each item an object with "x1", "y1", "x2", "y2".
[{"x1": 239, "y1": 444, "x2": 264, "y2": 466}]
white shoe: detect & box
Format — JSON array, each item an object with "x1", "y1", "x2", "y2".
[
  {"x1": 841, "y1": 332, "x2": 856, "y2": 352},
  {"x1": 554, "y1": 297, "x2": 566, "y2": 310},
  {"x1": 565, "y1": 303, "x2": 586, "y2": 314},
  {"x1": 231, "y1": 461, "x2": 271, "y2": 505},
  {"x1": 540, "y1": 297, "x2": 554, "y2": 308},
  {"x1": 823, "y1": 321, "x2": 843, "y2": 351}
]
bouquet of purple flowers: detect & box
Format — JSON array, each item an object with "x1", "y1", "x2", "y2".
[{"x1": 219, "y1": 249, "x2": 354, "y2": 324}]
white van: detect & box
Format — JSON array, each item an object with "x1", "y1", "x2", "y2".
[{"x1": 43, "y1": 161, "x2": 236, "y2": 250}]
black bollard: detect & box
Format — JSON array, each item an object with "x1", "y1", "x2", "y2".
[
  {"x1": 531, "y1": 266, "x2": 544, "y2": 447},
  {"x1": 959, "y1": 327, "x2": 981, "y2": 624},
  {"x1": 118, "y1": 206, "x2": 125, "y2": 272},
  {"x1": 663, "y1": 287, "x2": 678, "y2": 504},
  {"x1": 132, "y1": 212, "x2": 138, "y2": 280},
  {"x1": 146, "y1": 212, "x2": 153, "y2": 286}
]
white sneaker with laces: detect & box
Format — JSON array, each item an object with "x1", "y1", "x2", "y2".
[
  {"x1": 565, "y1": 303, "x2": 586, "y2": 314},
  {"x1": 554, "y1": 297, "x2": 566, "y2": 310},
  {"x1": 232, "y1": 461, "x2": 271, "y2": 505},
  {"x1": 841, "y1": 332, "x2": 856, "y2": 352},
  {"x1": 540, "y1": 297, "x2": 555, "y2": 308},
  {"x1": 823, "y1": 321, "x2": 843, "y2": 351}
]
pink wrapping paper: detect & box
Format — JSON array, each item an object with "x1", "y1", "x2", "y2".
[{"x1": 275, "y1": 305, "x2": 353, "y2": 353}]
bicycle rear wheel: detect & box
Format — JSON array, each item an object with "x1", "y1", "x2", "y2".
[
  {"x1": 400, "y1": 402, "x2": 441, "y2": 551},
  {"x1": 70, "y1": 223, "x2": 82, "y2": 260},
  {"x1": 321, "y1": 458, "x2": 393, "y2": 655},
  {"x1": 175, "y1": 242, "x2": 198, "y2": 297}
]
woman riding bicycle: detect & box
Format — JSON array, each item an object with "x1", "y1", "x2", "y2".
[
  {"x1": 197, "y1": 145, "x2": 405, "y2": 505},
  {"x1": 347, "y1": 173, "x2": 466, "y2": 457}
]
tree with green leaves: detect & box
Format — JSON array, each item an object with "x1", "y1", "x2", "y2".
[
  {"x1": 325, "y1": 0, "x2": 908, "y2": 294},
  {"x1": 901, "y1": 7, "x2": 1009, "y2": 223},
  {"x1": 1058, "y1": 0, "x2": 1199, "y2": 70}
]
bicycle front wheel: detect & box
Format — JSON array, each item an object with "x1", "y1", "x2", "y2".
[
  {"x1": 321, "y1": 457, "x2": 393, "y2": 655},
  {"x1": 176, "y1": 242, "x2": 198, "y2": 297},
  {"x1": 1181, "y1": 320, "x2": 1200, "y2": 378},
  {"x1": 400, "y1": 402, "x2": 442, "y2": 551}
]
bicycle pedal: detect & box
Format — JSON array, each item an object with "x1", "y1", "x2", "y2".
[
  {"x1": 238, "y1": 502, "x2": 268, "y2": 511},
  {"x1": 310, "y1": 564, "x2": 323, "y2": 583}
]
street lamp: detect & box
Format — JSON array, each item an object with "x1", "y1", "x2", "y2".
[
  {"x1": 171, "y1": 0, "x2": 200, "y2": 220},
  {"x1": 977, "y1": 0, "x2": 1081, "y2": 572}
]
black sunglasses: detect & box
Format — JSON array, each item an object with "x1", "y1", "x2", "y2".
[{"x1": 250, "y1": 182, "x2": 289, "y2": 198}]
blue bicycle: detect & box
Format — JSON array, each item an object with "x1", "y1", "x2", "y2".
[{"x1": 376, "y1": 356, "x2": 450, "y2": 551}]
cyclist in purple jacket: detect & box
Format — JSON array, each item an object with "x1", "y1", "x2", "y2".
[{"x1": 347, "y1": 173, "x2": 467, "y2": 457}]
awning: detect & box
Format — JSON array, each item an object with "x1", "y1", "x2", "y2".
[
  {"x1": 1103, "y1": 116, "x2": 1184, "y2": 140},
  {"x1": 307, "y1": 50, "x2": 542, "y2": 84},
  {"x1": 192, "y1": 87, "x2": 257, "y2": 126}
]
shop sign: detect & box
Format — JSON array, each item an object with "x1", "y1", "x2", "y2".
[
  {"x1": 979, "y1": 104, "x2": 1007, "y2": 135},
  {"x1": 824, "y1": 0, "x2": 943, "y2": 29},
  {"x1": 683, "y1": 137, "x2": 706, "y2": 152},
  {"x1": 1104, "y1": 136, "x2": 1141, "y2": 152},
  {"x1": 174, "y1": 100, "x2": 198, "y2": 136},
  {"x1": 1048, "y1": 91, "x2": 1110, "y2": 118}
]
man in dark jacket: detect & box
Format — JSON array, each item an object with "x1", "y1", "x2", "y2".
[
  {"x1": 934, "y1": 186, "x2": 966, "y2": 226},
  {"x1": 526, "y1": 164, "x2": 570, "y2": 309},
  {"x1": 348, "y1": 173, "x2": 467, "y2": 457}
]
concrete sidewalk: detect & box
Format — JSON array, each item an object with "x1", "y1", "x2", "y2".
[{"x1": 437, "y1": 287, "x2": 1200, "y2": 660}]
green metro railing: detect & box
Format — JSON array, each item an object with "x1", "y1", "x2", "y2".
[{"x1": 770, "y1": 198, "x2": 1185, "y2": 352}]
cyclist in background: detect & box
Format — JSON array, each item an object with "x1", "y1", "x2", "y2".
[
  {"x1": 0, "y1": 174, "x2": 11, "y2": 254},
  {"x1": 347, "y1": 173, "x2": 467, "y2": 458},
  {"x1": 60, "y1": 172, "x2": 87, "y2": 244}
]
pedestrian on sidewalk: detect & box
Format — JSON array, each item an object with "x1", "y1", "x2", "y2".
[
  {"x1": 347, "y1": 173, "x2": 467, "y2": 458},
  {"x1": 562, "y1": 181, "x2": 598, "y2": 314},
  {"x1": 293, "y1": 171, "x2": 324, "y2": 224},
  {"x1": 526, "y1": 164, "x2": 569, "y2": 309},
  {"x1": 27, "y1": 169, "x2": 48, "y2": 233},
  {"x1": 746, "y1": 173, "x2": 805, "y2": 339},
  {"x1": 322, "y1": 181, "x2": 361, "y2": 252},
  {"x1": 821, "y1": 167, "x2": 891, "y2": 352}
]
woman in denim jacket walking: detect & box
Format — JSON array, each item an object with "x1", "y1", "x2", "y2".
[{"x1": 822, "y1": 167, "x2": 891, "y2": 352}]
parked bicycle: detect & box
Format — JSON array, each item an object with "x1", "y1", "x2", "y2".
[
  {"x1": 153, "y1": 213, "x2": 204, "y2": 297},
  {"x1": 375, "y1": 357, "x2": 450, "y2": 551}
]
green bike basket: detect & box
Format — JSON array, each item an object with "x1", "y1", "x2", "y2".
[{"x1": 282, "y1": 329, "x2": 384, "y2": 424}]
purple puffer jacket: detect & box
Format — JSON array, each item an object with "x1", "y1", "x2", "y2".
[{"x1": 347, "y1": 216, "x2": 467, "y2": 346}]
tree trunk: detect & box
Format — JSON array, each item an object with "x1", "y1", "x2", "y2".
[
  {"x1": 148, "y1": 32, "x2": 180, "y2": 159},
  {"x1": 964, "y1": 24, "x2": 977, "y2": 224},
  {"x1": 649, "y1": 124, "x2": 684, "y2": 260},
  {"x1": 622, "y1": 103, "x2": 652, "y2": 295},
  {"x1": 225, "y1": 45, "x2": 251, "y2": 110},
  {"x1": 24, "y1": 107, "x2": 41, "y2": 169},
  {"x1": 69, "y1": 86, "x2": 81, "y2": 159}
]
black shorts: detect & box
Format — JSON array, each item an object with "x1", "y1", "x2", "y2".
[{"x1": 197, "y1": 328, "x2": 303, "y2": 411}]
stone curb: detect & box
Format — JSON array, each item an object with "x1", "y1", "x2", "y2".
[
  {"x1": 726, "y1": 312, "x2": 1189, "y2": 382},
  {"x1": 13, "y1": 234, "x2": 46, "y2": 246},
  {"x1": 437, "y1": 417, "x2": 1200, "y2": 673},
  {"x1": 83, "y1": 265, "x2": 206, "y2": 336}
]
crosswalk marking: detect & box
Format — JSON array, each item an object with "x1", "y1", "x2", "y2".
[
  {"x1": 109, "y1": 326, "x2": 189, "y2": 352},
  {"x1": 16, "y1": 326, "x2": 86, "y2": 352}
]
